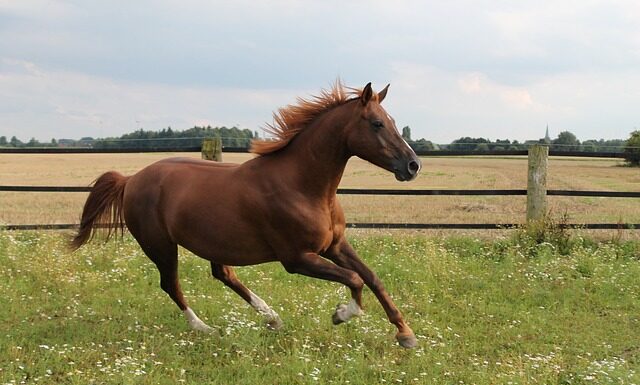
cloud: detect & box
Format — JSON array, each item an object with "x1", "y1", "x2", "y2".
[
  {"x1": 1, "y1": 1, "x2": 640, "y2": 143},
  {"x1": 385, "y1": 61, "x2": 638, "y2": 142},
  {"x1": 2, "y1": 56, "x2": 637, "y2": 144},
  {"x1": 456, "y1": 73, "x2": 534, "y2": 110},
  {"x1": 0, "y1": 59, "x2": 300, "y2": 140},
  {"x1": 385, "y1": 62, "x2": 545, "y2": 142}
]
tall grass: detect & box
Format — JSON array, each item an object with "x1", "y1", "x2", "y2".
[{"x1": 1, "y1": 231, "x2": 639, "y2": 384}]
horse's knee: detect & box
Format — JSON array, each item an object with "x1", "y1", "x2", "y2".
[
  {"x1": 348, "y1": 271, "x2": 364, "y2": 290},
  {"x1": 212, "y1": 264, "x2": 236, "y2": 285},
  {"x1": 368, "y1": 276, "x2": 384, "y2": 293}
]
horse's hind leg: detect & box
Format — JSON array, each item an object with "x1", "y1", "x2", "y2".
[
  {"x1": 135, "y1": 238, "x2": 214, "y2": 333},
  {"x1": 211, "y1": 263, "x2": 283, "y2": 330}
]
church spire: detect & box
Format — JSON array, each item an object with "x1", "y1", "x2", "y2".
[{"x1": 544, "y1": 124, "x2": 551, "y2": 143}]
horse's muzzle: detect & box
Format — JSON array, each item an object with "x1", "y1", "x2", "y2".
[{"x1": 393, "y1": 157, "x2": 421, "y2": 182}]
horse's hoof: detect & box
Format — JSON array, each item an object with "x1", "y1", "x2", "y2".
[
  {"x1": 266, "y1": 317, "x2": 284, "y2": 331},
  {"x1": 396, "y1": 332, "x2": 418, "y2": 348},
  {"x1": 332, "y1": 311, "x2": 346, "y2": 325},
  {"x1": 191, "y1": 322, "x2": 215, "y2": 334},
  {"x1": 332, "y1": 301, "x2": 363, "y2": 325},
  {"x1": 332, "y1": 303, "x2": 349, "y2": 325}
]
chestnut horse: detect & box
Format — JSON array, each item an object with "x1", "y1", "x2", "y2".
[{"x1": 71, "y1": 82, "x2": 421, "y2": 348}]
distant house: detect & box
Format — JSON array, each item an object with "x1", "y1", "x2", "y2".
[{"x1": 57, "y1": 139, "x2": 75, "y2": 148}]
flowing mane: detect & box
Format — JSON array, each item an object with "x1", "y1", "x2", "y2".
[{"x1": 251, "y1": 81, "x2": 372, "y2": 155}]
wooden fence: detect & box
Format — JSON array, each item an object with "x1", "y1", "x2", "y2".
[{"x1": 1, "y1": 143, "x2": 639, "y2": 230}]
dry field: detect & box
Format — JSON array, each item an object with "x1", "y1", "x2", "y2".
[{"x1": 1, "y1": 152, "x2": 639, "y2": 237}]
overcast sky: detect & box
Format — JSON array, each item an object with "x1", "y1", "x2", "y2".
[{"x1": 1, "y1": 1, "x2": 639, "y2": 143}]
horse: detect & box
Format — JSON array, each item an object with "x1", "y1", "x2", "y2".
[{"x1": 71, "y1": 82, "x2": 422, "y2": 348}]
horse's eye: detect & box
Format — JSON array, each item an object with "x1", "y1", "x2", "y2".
[{"x1": 371, "y1": 120, "x2": 384, "y2": 131}]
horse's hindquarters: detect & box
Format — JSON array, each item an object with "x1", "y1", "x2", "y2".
[{"x1": 124, "y1": 159, "x2": 276, "y2": 266}]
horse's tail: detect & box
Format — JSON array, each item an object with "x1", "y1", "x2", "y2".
[{"x1": 70, "y1": 171, "x2": 129, "y2": 251}]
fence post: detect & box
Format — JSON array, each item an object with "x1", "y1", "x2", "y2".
[
  {"x1": 201, "y1": 138, "x2": 222, "y2": 162},
  {"x1": 526, "y1": 145, "x2": 548, "y2": 224}
]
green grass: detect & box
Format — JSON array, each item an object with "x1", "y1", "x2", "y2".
[{"x1": 1, "y1": 231, "x2": 639, "y2": 384}]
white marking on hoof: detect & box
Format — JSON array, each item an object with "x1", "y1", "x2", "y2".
[
  {"x1": 334, "y1": 299, "x2": 363, "y2": 323},
  {"x1": 249, "y1": 291, "x2": 283, "y2": 330},
  {"x1": 184, "y1": 307, "x2": 214, "y2": 333}
]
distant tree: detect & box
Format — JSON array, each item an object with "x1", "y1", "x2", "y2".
[
  {"x1": 93, "y1": 125, "x2": 255, "y2": 149},
  {"x1": 510, "y1": 140, "x2": 526, "y2": 150},
  {"x1": 581, "y1": 140, "x2": 598, "y2": 152},
  {"x1": 451, "y1": 137, "x2": 490, "y2": 151},
  {"x1": 78, "y1": 137, "x2": 94, "y2": 147},
  {"x1": 552, "y1": 131, "x2": 580, "y2": 151},
  {"x1": 409, "y1": 138, "x2": 435, "y2": 152},
  {"x1": 491, "y1": 139, "x2": 511, "y2": 151},
  {"x1": 10, "y1": 136, "x2": 21, "y2": 147},
  {"x1": 0, "y1": 136, "x2": 7, "y2": 146},
  {"x1": 26, "y1": 137, "x2": 39, "y2": 147},
  {"x1": 401, "y1": 126, "x2": 412, "y2": 141},
  {"x1": 599, "y1": 139, "x2": 626, "y2": 152},
  {"x1": 476, "y1": 143, "x2": 490, "y2": 151},
  {"x1": 624, "y1": 130, "x2": 640, "y2": 166}
]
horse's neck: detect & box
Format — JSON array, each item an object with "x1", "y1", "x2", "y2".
[{"x1": 272, "y1": 111, "x2": 351, "y2": 199}]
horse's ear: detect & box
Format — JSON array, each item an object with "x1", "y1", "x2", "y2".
[
  {"x1": 378, "y1": 84, "x2": 390, "y2": 103},
  {"x1": 361, "y1": 82, "x2": 373, "y2": 106}
]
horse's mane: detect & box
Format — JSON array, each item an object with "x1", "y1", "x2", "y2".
[{"x1": 251, "y1": 81, "x2": 372, "y2": 156}]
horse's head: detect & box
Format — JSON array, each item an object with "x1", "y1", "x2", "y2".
[{"x1": 346, "y1": 83, "x2": 421, "y2": 182}]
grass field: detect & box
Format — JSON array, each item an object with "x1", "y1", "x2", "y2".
[
  {"x1": 1, "y1": 231, "x2": 639, "y2": 384},
  {"x1": 1, "y1": 153, "x2": 639, "y2": 238},
  {"x1": 1, "y1": 152, "x2": 639, "y2": 383}
]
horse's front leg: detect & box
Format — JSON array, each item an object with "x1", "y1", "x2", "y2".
[
  {"x1": 280, "y1": 252, "x2": 365, "y2": 322},
  {"x1": 323, "y1": 240, "x2": 417, "y2": 348}
]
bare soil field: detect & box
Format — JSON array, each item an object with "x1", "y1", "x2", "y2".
[{"x1": 1, "y1": 153, "x2": 639, "y2": 238}]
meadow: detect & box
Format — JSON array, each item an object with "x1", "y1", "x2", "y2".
[
  {"x1": 1, "y1": 231, "x2": 639, "y2": 384},
  {"x1": 1, "y1": 152, "x2": 639, "y2": 384}
]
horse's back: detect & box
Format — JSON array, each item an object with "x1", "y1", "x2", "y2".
[
  {"x1": 156, "y1": 156, "x2": 240, "y2": 168},
  {"x1": 123, "y1": 156, "x2": 242, "y2": 223}
]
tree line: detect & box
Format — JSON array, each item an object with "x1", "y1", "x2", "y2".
[
  {"x1": 2, "y1": 125, "x2": 639, "y2": 165},
  {"x1": 0, "y1": 126, "x2": 257, "y2": 149},
  {"x1": 92, "y1": 126, "x2": 257, "y2": 149},
  {"x1": 399, "y1": 127, "x2": 629, "y2": 153}
]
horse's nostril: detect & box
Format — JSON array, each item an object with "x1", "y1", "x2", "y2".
[{"x1": 408, "y1": 160, "x2": 420, "y2": 175}]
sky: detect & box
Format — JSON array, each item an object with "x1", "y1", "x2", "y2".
[{"x1": 1, "y1": 0, "x2": 639, "y2": 144}]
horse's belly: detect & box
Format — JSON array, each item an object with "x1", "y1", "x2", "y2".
[
  {"x1": 173, "y1": 219, "x2": 276, "y2": 266},
  {"x1": 180, "y1": 237, "x2": 276, "y2": 266}
]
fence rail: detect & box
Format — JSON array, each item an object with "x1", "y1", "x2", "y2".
[
  {"x1": 2, "y1": 223, "x2": 637, "y2": 231},
  {"x1": 0, "y1": 146, "x2": 246, "y2": 154},
  {"x1": 2, "y1": 186, "x2": 638, "y2": 230},
  {"x1": 1, "y1": 145, "x2": 638, "y2": 231},
  {"x1": 0, "y1": 146, "x2": 632, "y2": 158},
  {"x1": 3, "y1": 186, "x2": 640, "y2": 198}
]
